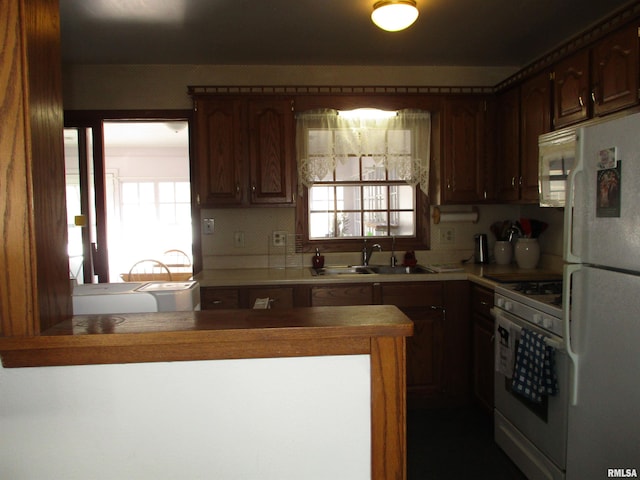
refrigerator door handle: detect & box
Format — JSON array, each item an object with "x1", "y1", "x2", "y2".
[
  {"x1": 563, "y1": 128, "x2": 585, "y2": 263},
  {"x1": 563, "y1": 263, "x2": 581, "y2": 406}
]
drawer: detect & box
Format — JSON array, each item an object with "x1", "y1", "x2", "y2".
[
  {"x1": 310, "y1": 284, "x2": 374, "y2": 306},
  {"x1": 471, "y1": 284, "x2": 494, "y2": 317},
  {"x1": 200, "y1": 287, "x2": 240, "y2": 310},
  {"x1": 381, "y1": 282, "x2": 443, "y2": 307},
  {"x1": 248, "y1": 287, "x2": 294, "y2": 309}
]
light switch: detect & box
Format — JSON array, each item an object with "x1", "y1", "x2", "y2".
[{"x1": 203, "y1": 218, "x2": 214, "y2": 235}]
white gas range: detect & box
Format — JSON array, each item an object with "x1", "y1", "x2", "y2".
[{"x1": 491, "y1": 278, "x2": 569, "y2": 480}]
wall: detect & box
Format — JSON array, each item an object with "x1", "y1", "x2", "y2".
[
  {"x1": 0, "y1": 355, "x2": 371, "y2": 480},
  {"x1": 62, "y1": 64, "x2": 519, "y2": 110},
  {"x1": 62, "y1": 63, "x2": 565, "y2": 270}
]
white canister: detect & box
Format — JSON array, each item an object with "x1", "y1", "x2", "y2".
[
  {"x1": 514, "y1": 238, "x2": 540, "y2": 269},
  {"x1": 494, "y1": 241, "x2": 513, "y2": 265}
]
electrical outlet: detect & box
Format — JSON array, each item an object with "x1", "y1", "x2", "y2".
[
  {"x1": 203, "y1": 218, "x2": 214, "y2": 235},
  {"x1": 439, "y1": 227, "x2": 455, "y2": 244},
  {"x1": 234, "y1": 231, "x2": 245, "y2": 248},
  {"x1": 272, "y1": 230, "x2": 287, "y2": 247}
]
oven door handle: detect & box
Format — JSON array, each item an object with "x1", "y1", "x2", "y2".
[{"x1": 563, "y1": 263, "x2": 581, "y2": 406}]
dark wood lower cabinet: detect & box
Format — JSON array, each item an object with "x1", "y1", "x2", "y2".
[
  {"x1": 202, "y1": 280, "x2": 475, "y2": 409},
  {"x1": 403, "y1": 305, "x2": 446, "y2": 405},
  {"x1": 471, "y1": 284, "x2": 495, "y2": 413}
]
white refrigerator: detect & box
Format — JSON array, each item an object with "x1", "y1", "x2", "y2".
[{"x1": 564, "y1": 112, "x2": 640, "y2": 479}]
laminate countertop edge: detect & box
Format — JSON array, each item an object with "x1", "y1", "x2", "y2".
[{"x1": 0, "y1": 305, "x2": 413, "y2": 368}]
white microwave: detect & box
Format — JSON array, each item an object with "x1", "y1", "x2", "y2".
[{"x1": 538, "y1": 128, "x2": 576, "y2": 207}]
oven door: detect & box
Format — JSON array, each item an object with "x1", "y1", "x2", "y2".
[{"x1": 493, "y1": 307, "x2": 569, "y2": 473}]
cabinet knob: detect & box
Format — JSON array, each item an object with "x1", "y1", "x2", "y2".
[
  {"x1": 251, "y1": 185, "x2": 256, "y2": 193},
  {"x1": 236, "y1": 184, "x2": 241, "y2": 194},
  {"x1": 591, "y1": 91, "x2": 597, "y2": 104},
  {"x1": 578, "y1": 96, "x2": 584, "y2": 107}
]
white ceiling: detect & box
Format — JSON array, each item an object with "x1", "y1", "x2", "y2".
[{"x1": 59, "y1": 0, "x2": 634, "y2": 68}]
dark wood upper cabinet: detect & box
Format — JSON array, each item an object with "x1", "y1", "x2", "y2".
[
  {"x1": 520, "y1": 71, "x2": 552, "y2": 203},
  {"x1": 496, "y1": 87, "x2": 521, "y2": 203},
  {"x1": 592, "y1": 23, "x2": 640, "y2": 117},
  {"x1": 441, "y1": 97, "x2": 488, "y2": 204},
  {"x1": 194, "y1": 98, "x2": 244, "y2": 205},
  {"x1": 553, "y1": 49, "x2": 591, "y2": 129},
  {"x1": 248, "y1": 99, "x2": 295, "y2": 205},
  {"x1": 193, "y1": 96, "x2": 295, "y2": 207}
]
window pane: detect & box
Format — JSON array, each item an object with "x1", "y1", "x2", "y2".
[
  {"x1": 308, "y1": 130, "x2": 333, "y2": 155},
  {"x1": 361, "y1": 129, "x2": 386, "y2": 155},
  {"x1": 175, "y1": 182, "x2": 191, "y2": 202},
  {"x1": 396, "y1": 185, "x2": 415, "y2": 209},
  {"x1": 364, "y1": 211, "x2": 388, "y2": 236},
  {"x1": 335, "y1": 185, "x2": 360, "y2": 210},
  {"x1": 309, "y1": 212, "x2": 335, "y2": 238},
  {"x1": 139, "y1": 183, "x2": 155, "y2": 203},
  {"x1": 309, "y1": 186, "x2": 334, "y2": 211},
  {"x1": 337, "y1": 212, "x2": 361, "y2": 237},
  {"x1": 363, "y1": 185, "x2": 387, "y2": 210},
  {"x1": 387, "y1": 129, "x2": 411, "y2": 154},
  {"x1": 158, "y1": 204, "x2": 175, "y2": 224},
  {"x1": 335, "y1": 129, "x2": 359, "y2": 155},
  {"x1": 122, "y1": 183, "x2": 139, "y2": 203},
  {"x1": 158, "y1": 182, "x2": 175, "y2": 202},
  {"x1": 393, "y1": 211, "x2": 416, "y2": 236},
  {"x1": 362, "y1": 157, "x2": 386, "y2": 180},
  {"x1": 335, "y1": 156, "x2": 359, "y2": 181}
]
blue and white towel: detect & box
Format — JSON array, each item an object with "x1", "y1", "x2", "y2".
[{"x1": 511, "y1": 328, "x2": 559, "y2": 403}]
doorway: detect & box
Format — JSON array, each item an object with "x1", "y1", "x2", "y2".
[{"x1": 64, "y1": 116, "x2": 192, "y2": 283}]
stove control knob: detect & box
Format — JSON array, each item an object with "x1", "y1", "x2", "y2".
[
  {"x1": 533, "y1": 313, "x2": 542, "y2": 325},
  {"x1": 496, "y1": 297, "x2": 505, "y2": 308},
  {"x1": 543, "y1": 317, "x2": 553, "y2": 329},
  {"x1": 504, "y1": 301, "x2": 513, "y2": 311}
]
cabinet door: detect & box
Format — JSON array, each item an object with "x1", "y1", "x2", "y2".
[
  {"x1": 195, "y1": 98, "x2": 244, "y2": 206},
  {"x1": 592, "y1": 24, "x2": 639, "y2": 117},
  {"x1": 310, "y1": 284, "x2": 374, "y2": 306},
  {"x1": 554, "y1": 49, "x2": 590, "y2": 128},
  {"x1": 247, "y1": 286, "x2": 294, "y2": 309},
  {"x1": 248, "y1": 99, "x2": 295, "y2": 205},
  {"x1": 471, "y1": 284, "x2": 494, "y2": 413},
  {"x1": 520, "y1": 72, "x2": 552, "y2": 203},
  {"x1": 442, "y1": 97, "x2": 487, "y2": 204},
  {"x1": 496, "y1": 87, "x2": 521, "y2": 202},
  {"x1": 472, "y1": 313, "x2": 494, "y2": 413},
  {"x1": 200, "y1": 287, "x2": 240, "y2": 310},
  {"x1": 403, "y1": 306, "x2": 446, "y2": 404}
]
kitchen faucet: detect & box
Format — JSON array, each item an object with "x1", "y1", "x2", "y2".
[{"x1": 362, "y1": 239, "x2": 382, "y2": 266}]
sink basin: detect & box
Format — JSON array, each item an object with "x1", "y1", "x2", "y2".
[
  {"x1": 310, "y1": 264, "x2": 433, "y2": 276},
  {"x1": 367, "y1": 265, "x2": 433, "y2": 275},
  {"x1": 310, "y1": 266, "x2": 374, "y2": 276}
]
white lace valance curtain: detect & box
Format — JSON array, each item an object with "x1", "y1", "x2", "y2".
[{"x1": 296, "y1": 109, "x2": 431, "y2": 195}]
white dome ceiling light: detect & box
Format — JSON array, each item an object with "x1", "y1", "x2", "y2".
[{"x1": 371, "y1": 0, "x2": 419, "y2": 32}]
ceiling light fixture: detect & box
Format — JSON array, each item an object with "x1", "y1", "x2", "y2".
[{"x1": 371, "y1": 0, "x2": 419, "y2": 32}]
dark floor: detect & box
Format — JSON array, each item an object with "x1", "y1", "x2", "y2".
[{"x1": 407, "y1": 406, "x2": 527, "y2": 479}]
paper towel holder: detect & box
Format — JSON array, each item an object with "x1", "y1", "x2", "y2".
[{"x1": 432, "y1": 206, "x2": 479, "y2": 224}]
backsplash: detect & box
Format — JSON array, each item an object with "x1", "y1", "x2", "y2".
[{"x1": 200, "y1": 204, "x2": 564, "y2": 270}]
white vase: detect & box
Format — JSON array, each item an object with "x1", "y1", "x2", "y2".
[
  {"x1": 494, "y1": 241, "x2": 513, "y2": 265},
  {"x1": 515, "y1": 238, "x2": 540, "y2": 269}
]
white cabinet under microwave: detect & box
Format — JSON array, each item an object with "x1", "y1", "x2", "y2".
[{"x1": 538, "y1": 129, "x2": 575, "y2": 207}]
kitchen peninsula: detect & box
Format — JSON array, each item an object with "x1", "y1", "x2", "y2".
[{"x1": 0, "y1": 305, "x2": 412, "y2": 480}]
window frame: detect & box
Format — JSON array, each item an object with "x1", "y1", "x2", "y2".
[{"x1": 294, "y1": 101, "x2": 432, "y2": 253}]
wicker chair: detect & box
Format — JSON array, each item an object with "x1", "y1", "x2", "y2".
[{"x1": 122, "y1": 259, "x2": 173, "y2": 282}]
